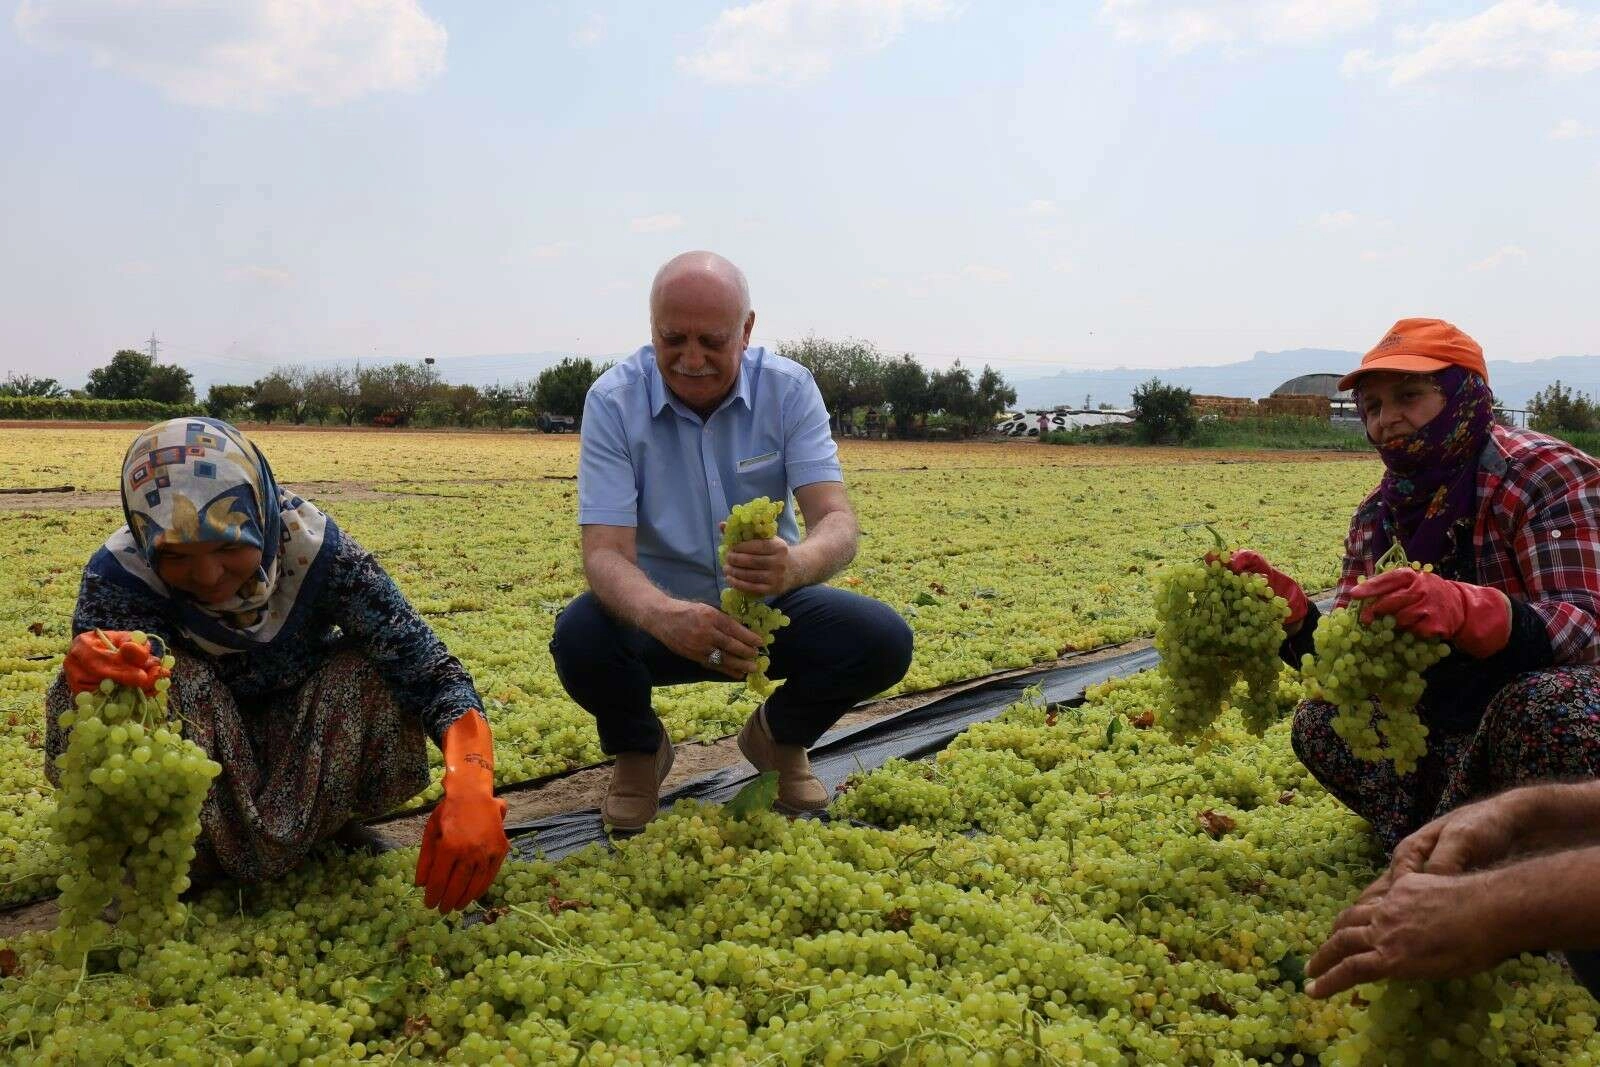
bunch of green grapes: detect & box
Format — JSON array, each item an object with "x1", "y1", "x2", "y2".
[
  {"x1": 1152, "y1": 548, "x2": 1291, "y2": 738},
  {"x1": 1301, "y1": 546, "x2": 1450, "y2": 775},
  {"x1": 718, "y1": 497, "x2": 791, "y2": 697},
  {"x1": 50, "y1": 632, "x2": 221, "y2": 964},
  {"x1": 1326, "y1": 973, "x2": 1511, "y2": 1066}
]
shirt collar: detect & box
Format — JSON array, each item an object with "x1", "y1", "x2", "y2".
[{"x1": 647, "y1": 346, "x2": 755, "y2": 420}]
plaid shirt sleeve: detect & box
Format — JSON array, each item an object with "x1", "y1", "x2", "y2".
[
  {"x1": 1489, "y1": 436, "x2": 1600, "y2": 665},
  {"x1": 1331, "y1": 494, "x2": 1383, "y2": 611}
]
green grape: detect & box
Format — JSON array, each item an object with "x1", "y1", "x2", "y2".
[
  {"x1": 1152, "y1": 547, "x2": 1291, "y2": 739},
  {"x1": 49, "y1": 632, "x2": 220, "y2": 965},
  {"x1": 1301, "y1": 545, "x2": 1451, "y2": 775},
  {"x1": 718, "y1": 497, "x2": 791, "y2": 697},
  {"x1": 1326, "y1": 972, "x2": 1511, "y2": 1066}
]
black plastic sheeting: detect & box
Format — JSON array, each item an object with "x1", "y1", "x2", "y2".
[{"x1": 506, "y1": 644, "x2": 1160, "y2": 862}]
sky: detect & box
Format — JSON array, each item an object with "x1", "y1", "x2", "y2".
[{"x1": 2, "y1": 0, "x2": 1599, "y2": 386}]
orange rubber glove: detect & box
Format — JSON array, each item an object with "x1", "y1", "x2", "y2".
[
  {"x1": 64, "y1": 630, "x2": 164, "y2": 695},
  {"x1": 1207, "y1": 550, "x2": 1310, "y2": 626},
  {"x1": 415, "y1": 710, "x2": 509, "y2": 913},
  {"x1": 1348, "y1": 568, "x2": 1511, "y2": 658}
]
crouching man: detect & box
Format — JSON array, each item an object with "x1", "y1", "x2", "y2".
[{"x1": 549, "y1": 251, "x2": 914, "y2": 829}]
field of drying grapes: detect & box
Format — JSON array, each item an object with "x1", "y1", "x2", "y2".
[{"x1": 3, "y1": 428, "x2": 1598, "y2": 1064}]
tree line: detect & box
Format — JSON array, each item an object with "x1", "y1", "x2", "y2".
[
  {"x1": 4, "y1": 340, "x2": 1020, "y2": 435},
  {"x1": 778, "y1": 337, "x2": 1016, "y2": 437}
]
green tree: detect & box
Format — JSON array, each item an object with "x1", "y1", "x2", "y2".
[
  {"x1": 142, "y1": 363, "x2": 195, "y2": 405},
  {"x1": 778, "y1": 336, "x2": 886, "y2": 423},
  {"x1": 84, "y1": 350, "x2": 155, "y2": 400},
  {"x1": 204, "y1": 384, "x2": 254, "y2": 420},
  {"x1": 974, "y1": 365, "x2": 1017, "y2": 425},
  {"x1": 482, "y1": 382, "x2": 532, "y2": 428},
  {"x1": 534, "y1": 357, "x2": 610, "y2": 421},
  {"x1": 251, "y1": 372, "x2": 297, "y2": 424},
  {"x1": 1528, "y1": 380, "x2": 1598, "y2": 434},
  {"x1": 0, "y1": 374, "x2": 65, "y2": 398},
  {"x1": 1131, "y1": 377, "x2": 1197, "y2": 444},
  {"x1": 881, "y1": 354, "x2": 930, "y2": 438},
  {"x1": 84, "y1": 350, "x2": 194, "y2": 403}
]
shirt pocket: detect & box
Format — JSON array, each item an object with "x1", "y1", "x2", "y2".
[{"x1": 736, "y1": 449, "x2": 780, "y2": 473}]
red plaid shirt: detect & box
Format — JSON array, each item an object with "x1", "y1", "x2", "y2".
[{"x1": 1335, "y1": 425, "x2": 1600, "y2": 665}]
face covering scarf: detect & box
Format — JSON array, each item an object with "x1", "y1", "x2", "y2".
[{"x1": 1365, "y1": 367, "x2": 1496, "y2": 573}]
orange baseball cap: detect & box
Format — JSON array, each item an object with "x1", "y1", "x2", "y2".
[{"x1": 1339, "y1": 318, "x2": 1488, "y2": 391}]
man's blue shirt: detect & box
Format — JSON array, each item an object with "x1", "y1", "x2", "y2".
[{"x1": 577, "y1": 345, "x2": 844, "y2": 605}]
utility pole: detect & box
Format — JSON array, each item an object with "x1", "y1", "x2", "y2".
[{"x1": 147, "y1": 331, "x2": 161, "y2": 364}]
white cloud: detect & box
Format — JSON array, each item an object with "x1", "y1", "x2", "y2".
[
  {"x1": 571, "y1": 14, "x2": 606, "y2": 47},
  {"x1": 1316, "y1": 209, "x2": 1359, "y2": 231},
  {"x1": 1468, "y1": 244, "x2": 1530, "y2": 271},
  {"x1": 1551, "y1": 117, "x2": 1589, "y2": 139},
  {"x1": 1100, "y1": 0, "x2": 1378, "y2": 53},
  {"x1": 1344, "y1": 0, "x2": 1600, "y2": 87},
  {"x1": 1026, "y1": 199, "x2": 1060, "y2": 217},
  {"x1": 228, "y1": 265, "x2": 295, "y2": 286},
  {"x1": 14, "y1": 0, "x2": 447, "y2": 110},
  {"x1": 962, "y1": 264, "x2": 1011, "y2": 284},
  {"x1": 631, "y1": 213, "x2": 685, "y2": 233},
  {"x1": 679, "y1": 0, "x2": 952, "y2": 86},
  {"x1": 529, "y1": 241, "x2": 575, "y2": 259}
]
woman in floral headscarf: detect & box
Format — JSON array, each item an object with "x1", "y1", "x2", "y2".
[
  {"x1": 1222, "y1": 319, "x2": 1600, "y2": 850},
  {"x1": 46, "y1": 418, "x2": 508, "y2": 914}
]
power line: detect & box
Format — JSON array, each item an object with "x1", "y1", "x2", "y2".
[{"x1": 147, "y1": 331, "x2": 161, "y2": 364}]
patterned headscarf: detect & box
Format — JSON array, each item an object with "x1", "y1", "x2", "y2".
[
  {"x1": 1365, "y1": 367, "x2": 1496, "y2": 571},
  {"x1": 90, "y1": 418, "x2": 339, "y2": 654}
]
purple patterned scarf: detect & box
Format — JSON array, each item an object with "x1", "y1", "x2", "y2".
[{"x1": 1365, "y1": 367, "x2": 1495, "y2": 570}]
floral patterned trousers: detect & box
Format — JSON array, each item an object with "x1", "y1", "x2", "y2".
[
  {"x1": 1292, "y1": 666, "x2": 1600, "y2": 850},
  {"x1": 47, "y1": 650, "x2": 428, "y2": 882}
]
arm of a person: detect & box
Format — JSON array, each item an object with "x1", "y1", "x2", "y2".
[
  {"x1": 1454, "y1": 779, "x2": 1600, "y2": 860},
  {"x1": 71, "y1": 561, "x2": 173, "y2": 644},
  {"x1": 1361, "y1": 779, "x2": 1600, "y2": 906},
  {"x1": 584, "y1": 525, "x2": 765, "y2": 677},
  {"x1": 1503, "y1": 451, "x2": 1600, "y2": 664},
  {"x1": 48, "y1": 562, "x2": 176, "y2": 787},
  {"x1": 787, "y1": 481, "x2": 858, "y2": 588},
  {"x1": 582, "y1": 524, "x2": 678, "y2": 633},
  {"x1": 328, "y1": 539, "x2": 483, "y2": 746},
  {"x1": 781, "y1": 368, "x2": 851, "y2": 590},
  {"x1": 1482, "y1": 844, "x2": 1600, "y2": 954}
]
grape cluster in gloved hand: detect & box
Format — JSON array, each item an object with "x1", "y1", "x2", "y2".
[
  {"x1": 1348, "y1": 567, "x2": 1511, "y2": 658},
  {"x1": 415, "y1": 709, "x2": 510, "y2": 914},
  {"x1": 64, "y1": 630, "x2": 167, "y2": 695},
  {"x1": 1208, "y1": 550, "x2": 1310, "y2": 627}
]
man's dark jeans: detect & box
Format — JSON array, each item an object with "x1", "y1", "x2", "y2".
[{"x1": 550, "y1": 586, "x2": 914, "y2": 754}]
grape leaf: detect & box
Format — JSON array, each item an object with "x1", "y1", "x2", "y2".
[
  {"x1": 913, "y1": 591, "x2": 940, "y2": 607},
  {"x1": 1273, "y1": 952, "x2": 1306, "y2": 990},
  {"x1": 725, "y1": 771, "x2": 779, "y2": 819},
  {"x1": 1104, "y1": 716, "x2": 1123, "y2": 747}
]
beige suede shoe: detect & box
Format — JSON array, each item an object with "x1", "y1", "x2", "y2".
[
  {"x1": 736, "y1": 706, "x2": 829, "y2": 813},
  {"x1": 602, "y1": 731, "x2": 675, "y2": 830}
]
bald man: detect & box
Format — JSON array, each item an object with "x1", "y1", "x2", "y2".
[{"x1": 549, "y1": 252, "x2": 913, "y2": 829}]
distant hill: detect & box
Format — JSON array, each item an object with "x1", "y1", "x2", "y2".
[{"x1": 1009, "y1": 349, "x2": 1600, "y2": 411}]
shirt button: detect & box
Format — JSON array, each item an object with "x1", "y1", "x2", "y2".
[{"x1": 1553, "y1": 530, "x2": 1563, "y2": 539}]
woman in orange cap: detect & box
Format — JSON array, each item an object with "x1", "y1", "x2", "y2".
[
  {"x1": 1224, "y1": 318, "x2": 1600, "y2": 851},
  {"x1": 46, "y1": 418, "x2": 509, "y2": 913}
]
